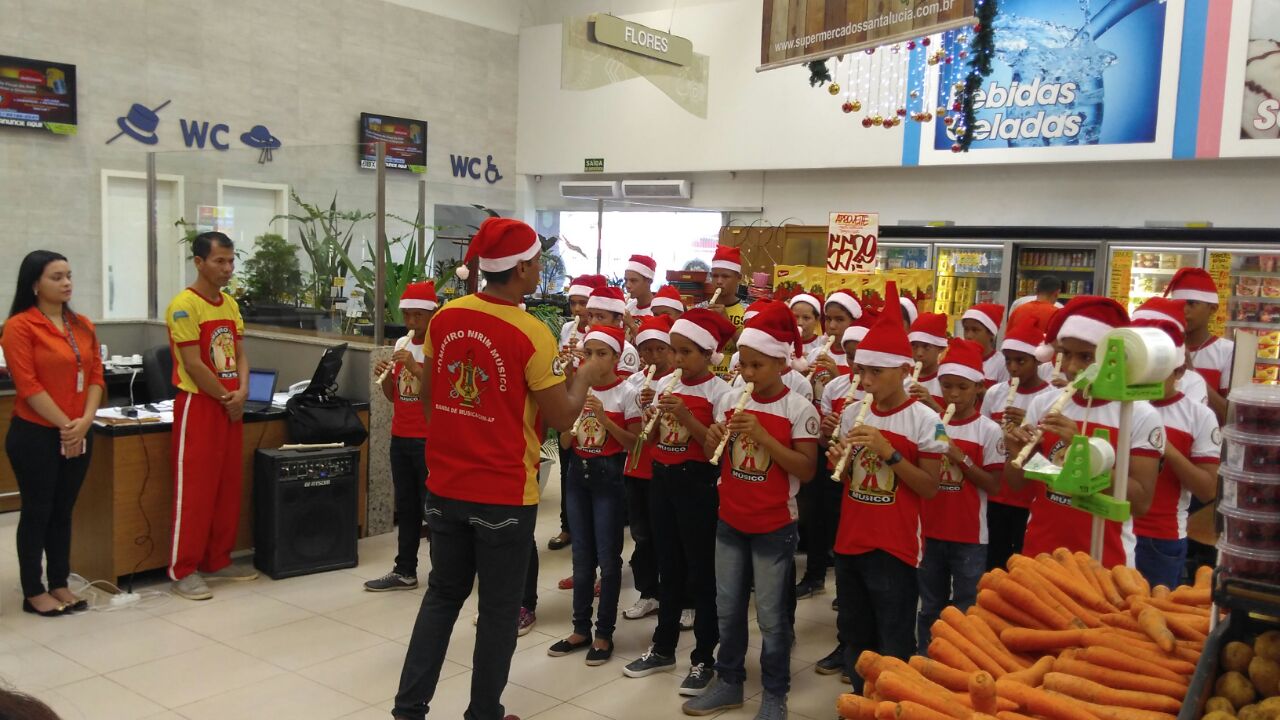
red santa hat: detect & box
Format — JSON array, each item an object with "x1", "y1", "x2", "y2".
[
  {"x1": 582, "y1": 325, "x2": 627, "y2": 356},
  {"x1": 455, "y1": 218, "x2": 539, "y2": 281},
  {"x1": 568, "y1": 274, "x2": 607, "y2": 299},
  {"x1": 1164, "y1": 268, "x2": 1221, "y2": 305},
  {"x1": 711, "y1": 245, "x2": 743, "y2": 274},
  {"x1": 399, "y1": 280, "x2": 438, "y2": 312},
  {"x1": 900, "y1": 296, "x2": 919, "y2": 325},
  {"x1": 625, "y1": 254, "x2": 657, "y2": 280},
  {"x1": 587, "y1": 286, "x2": 627, "y2": 315},
  {"x1": 842, "y1": 308, "x2": 878, "y2": 346},
  {"x1": 1132, "y1": 297, "x2": 1187, "y2": 348},
  {"x1": 1001, "y1": 316, "x2": 1052, "y2": 362},
  {"x1": 739, "y1": 301, "x2": 806, "y2": 369},
  {"x1": 854, "y1": 282, "x2": 914, "y2": 369},
  {"x1": 743, "y1": 307, "x2": 761, "y2": 322},
  {"x1": 787, "y1": 293, "x2": 823, "y2": 316},
  {"x1": 908, "y1": 312, "x2": 949, "y2": 347},
  {"x1": 824, "y1": 289, "x2": 863, "y2": 320},
  {"x1": 671, "y1": 309, "x2": 737, "y2": 365},
  {"x1": 635, "y1": 315, "x2": 674, "y2": 346},
  {"x1": 651, "y1": 285, "x2": 685, "y2": 313},
  {"x1": 938, "y1": 338, "x2": 987, "y2": 383},
  {"x1": 962, "y1": 303, "x2": 1005, "y2": 338},
  {"x1": 1046, "y1": 295, "x2": 1129, "y2": 349}
]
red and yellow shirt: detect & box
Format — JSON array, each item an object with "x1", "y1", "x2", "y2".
[
  {"x1": 424, "y1": 293, "x2": 563, "y2": 506},
  {"x1": 1, "y1": 308, "x2": 105, "y2": 427},
  {"x1": 166, "y1": 289, "x2": 244, "y2": 395},
  {"x1": 391, "y1": 340, "x2": 428, "y2": 439},
  {"x1": 922, "y1": 412, "x2": 1005, "y2": 544}
]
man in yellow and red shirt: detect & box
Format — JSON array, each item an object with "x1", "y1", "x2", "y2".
[
  {"x1": 165, "y1": 232, "x2": 256, "y2": 601},
  {"x1": 394, "y1": 218, "x2": 613, "y2": 720}
]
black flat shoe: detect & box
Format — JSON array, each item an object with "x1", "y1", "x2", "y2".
[
  {"x1": 22, "y1": 599, "x2": 70, "y2": 617},
  {"x1": 546, "y1": 636, "x2": 592, "y2": 657},
  {"x1": 585, "y1": 640, "x2": 614, "y2": 666},
  {"x1": 66, "y1": 599, "x2": 89, "y2": 612}
]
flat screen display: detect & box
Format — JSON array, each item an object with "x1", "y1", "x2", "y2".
[
  {"x1": 0, "y1": 55, "x2": 77, "y2": 134},
  {"x1": 359, "y1": 112, "x2": 426, "y2": 173}
]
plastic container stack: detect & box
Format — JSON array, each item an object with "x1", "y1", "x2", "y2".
[{"x1": 1217, "y1": 384, "x2": 1280, "y2": 582}]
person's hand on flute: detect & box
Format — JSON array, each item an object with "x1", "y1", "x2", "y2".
[{"x1": 818, "y1": 412, "x2": 841, "y2": 447}]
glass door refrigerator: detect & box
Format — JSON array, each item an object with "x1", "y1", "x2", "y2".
[
  {"x1": 1203, "y1": 246, "x2": 1280, "y2": 386},
  {"x1": 1104, "y1": 245, "x2": 1204, "y2": 316},
  {"x1": 876, "y1": 242, "x2": 932, "y2": 271},
  {"x1": 934, "y1": 244, "x2": 1008, "y2": 335},
  {"x1": 1011, "y1": 241, "x2": 1103, "y2": 306}
]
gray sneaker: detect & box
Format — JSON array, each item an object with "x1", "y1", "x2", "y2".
[
  {"x1": 364, "y1": 571, "x2": 418, "y2": 592},
  {"x1": 680, "y1": 677, "x2": 743, "y2": 716},
  {"x1": 173, "y1": 573, "x2": 212, "y2": 601},
  {"x1": 204, "y1": 563, "x2": 260, "y2": 582},
  {"x1": 755, "y1": 692, "x2": 787, "y2": 720}
]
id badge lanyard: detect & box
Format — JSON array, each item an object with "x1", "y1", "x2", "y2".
[{"x1": 60, "y1": 310, "x2": 85, "y2": 393}]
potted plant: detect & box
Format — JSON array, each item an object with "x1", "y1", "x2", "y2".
[
  {"x1": 272, "y1": 192, "x2": 374, "y2": 311},
  {"x1": 238, "y1": 233, "x2": 307, "y2": 328},
  {"x1": 340, "y1": 214, "x2": 436, "y2": 338}
]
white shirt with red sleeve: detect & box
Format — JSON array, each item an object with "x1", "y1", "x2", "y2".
[
  {"x1": 1189, "y1": 335, "x2": 1234, "y2": 396},
  {"x1": 1021, "y1": 393, "x2": 1166, "y2": 568},
  {"x1": 1178, "y1": 367, "x2": 1210, "y2": 407},
  {"x1": 906, "y1": 370, "x2": 945, "y2": 409},
  {"x1": 573, "y1": 379, "x2": 631, "y2": 458},
  {"x1": 653, "y1": 373, "x2": 730, "y2": 466},
  {"x1": 391, "y1": 340, "x2": 429, "y2": 439},
  {"x1": 1135, "y1": 393, "x2": 1221, "y2": 541},
  {"x1": 623, "y1": 368, "x2": 674, "y2": 480},
  {"x1": 981, "y1": 379, "x2": 1059, "y2": 510},
  {"x1": 627, "y1": 298, "x2": 654, "y2": 317},
  {"x1": 732, "y1": 368, "x2": 813, "y2": 403},
  {"x1": 922, "y1": 412, "x2": 1005, "y2": 544},
  {"x1": 715, "y1": 386, "x2": 820, "y2": 534},
  {"x1": 821, "y1": 373, "x2": 864, "y2": 418},
  {"x1": 983, "y1": 350, "x2": 1010, "y2": 387},
  {"x1": 810, "y1": 346, "x2": 851, "y2": 400},
  {"x1": 834, "y1": 397, "x2": 947, "y2": 567}
]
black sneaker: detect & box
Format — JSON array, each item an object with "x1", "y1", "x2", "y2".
[
  {"x1": 678, "y1": 663, "x2": 713, "y2": 696},
  {"x1": 363, "y1": 571, "x2": 417, "y2": 592},
  {"x1": 794, "y1": 577, "x2": 825, "y2": 599},
  {"x1": 585, "y1": 640, "x2": 613, "y2": 666},
  {"x1": 815, "y1": 644, "x2": 844, "y2": 675},
  {"x1": 622, "y1": 647, "x2": 676, "y2": 678},
  {"x1": 547, "y1": 636, "x2": 591, "y2": 657}
]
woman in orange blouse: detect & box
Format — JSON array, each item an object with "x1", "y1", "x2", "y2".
[{"x1": 1, "y1": 251, "x2": 104, "y2": 616}]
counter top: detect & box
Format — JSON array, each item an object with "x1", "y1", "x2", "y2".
[{"x1": 92, "y1": 401, "x2": 370, "y2": 437}]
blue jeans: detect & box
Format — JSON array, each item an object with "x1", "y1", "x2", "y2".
[
  {"x1": 835, "y1": 550, "x2": 917, "y2": 692},
  {"x1": 714, "y1": 520, "x2": 797, "y2": 697},
  {"x1": 1136, "y1": 536, "x2": 1187, "y2": 590},
  {"x1": 916, "y1": 539, "x2": 987, "y2": 655},
  {"x1": 565, "y1": 453, "x2": 627, "y2": 638}
]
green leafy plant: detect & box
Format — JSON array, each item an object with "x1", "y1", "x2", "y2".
[
  {"x1": 338, "y1": 215, "x2": 434, "y2": 325},
  {"x1": 272, "y1": 192, "x2": 375, "y2": 309},
  {"x1": 242, "y1": 233, "x2": 303, "y2": 304},
  {"x1": 526, "y1": 302, "x2": 567, "y2": 339}
]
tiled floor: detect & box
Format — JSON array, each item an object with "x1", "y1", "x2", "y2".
[{"x1": 0, "y1": 478, "x2": 844, "y2": 720}]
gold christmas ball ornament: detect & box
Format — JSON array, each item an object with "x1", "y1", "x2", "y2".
[
  {"x1": 927, "y1": 56, "x2": 939, "y2": 66},
  {"x1": 828, "y1": 83, "x2": 841, "y2": 95},
  {"x1": 851, "y1": 100, "x2": 862, "y2": 111},
  {"x1": 872, "y1": 114, "x2": 884, "y2": 126}
]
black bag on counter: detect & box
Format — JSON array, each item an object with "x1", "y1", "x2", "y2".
[{"x1": 284, "y1": 391, "x2": 368, "y2": 447}]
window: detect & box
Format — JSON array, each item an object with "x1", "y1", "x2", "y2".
[{"x1": 557, "y1": 211, "x2": 722, "y2": 284}]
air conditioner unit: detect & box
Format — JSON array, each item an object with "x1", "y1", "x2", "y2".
[
  {"x1": 622, "y1": 180, "x2": 692, "y2": 199},
  {"x1": 560, "y1": 181, "x2": 621, "y2": 199}
]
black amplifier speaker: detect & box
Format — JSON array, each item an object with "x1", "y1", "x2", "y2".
[{"x1": 254, "y1": 447, "x2": 360, "y2": 579}]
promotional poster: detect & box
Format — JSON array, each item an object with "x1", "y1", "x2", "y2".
[
  {"x1": 358, "y1": 113, "x2": 427, "y2": 173},
  {"x1": 1241, "y1": 0, "x2": 1280, "y2": 139},
  {"x1": 0, "y1": 55, "x2": 77, "y2": 134}
]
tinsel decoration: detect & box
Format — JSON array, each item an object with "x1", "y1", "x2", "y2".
[
  {"x1": 958, "y1": 0, "x2": 998, "y2": 151},
  {"x1": 807, "y1": 59, "x2": 833, "y2": 87}
]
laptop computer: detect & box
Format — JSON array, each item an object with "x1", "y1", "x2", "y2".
[{"x1": 245, "y1": 368, "x2": 278, "y2": 413}]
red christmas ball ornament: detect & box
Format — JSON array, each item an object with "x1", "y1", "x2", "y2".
[
  {"x1": 943, "y1": 116, "x2": 954, "y2": 126},
  {"x1": 842, "y1": 101, "x2": 854, "y2": 114},
  {"x1": 865, "y1": 48, "x2": 875, "y2": 55},
  {"x1": 907, "y1": 41, "x2": 916, "y2": 50},
  {"x1": 861, "y1": 117, "x2": 873, "y2": 128},
  {"x1": 944, "y1": 56, "x2": 953, "y2": 65},
  {"x1": 885, "y1": 119, "x2": 896, "y2": 129},
  {"x1": 896, "y1": 107, "x2": 907, "y2": 117},
  {"x1": 922, "y1": 37, "x2": 931, "y2": 46},
  {"x1": 960, "y1": 51, "x2": 969, "y2": 59},
  {"x1": 952, "y1": 102, "x2": 962, "y2": 111},
  {"x1": 951, "y1": 143, "x2": 963, "y2": 153},
  {"x1": 973, "y1": 24, "x2": 982, "y2": 32}
]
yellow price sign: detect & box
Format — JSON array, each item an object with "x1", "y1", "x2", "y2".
[
  {"x1": 1207, "y1": 252, "x2": 1233, "y2": 336},
  {"x1": 1108, "y1": 251, "x2": 1133, "y2": 305}
]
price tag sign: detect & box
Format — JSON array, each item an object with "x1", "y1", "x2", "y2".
[
  {"x1": 826, "y1": 212, "x2": 879, "y2": 274},
  {"x1": 1108, "y1": 250, "x2": 1133, "y2": 306},
  {"x1": 1208, "y1": 252, "x2": 1233, "y2": 336}
]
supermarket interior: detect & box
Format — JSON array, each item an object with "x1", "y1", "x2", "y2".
[{"x1": 3, "y1": 1, "x2": 1280, "y2": 720}]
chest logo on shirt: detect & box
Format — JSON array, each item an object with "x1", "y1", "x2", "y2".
[
  {"x1": 446, "y1": 351, "x2": 489, "y2": 409},
  {"x1": 730, "y1": 433, "x2": 772, "y2": 482},
  {"x1": 576, "y1": 413, "x2": 607, "y2": 454},
  {"x1": 658, "y1": 412, "x2": 690, "y2": 452},
  {"x1": 849, "y1": 448, "x2": 896, "y2": 504},
  {"x1": 1211, "y1": 427, "x2": 1222, "y2": 446},
  {"x1": 621, "y1": 350, "x2": 638, "y2": 370},
  {"x1": 208, "y1": 326, "x2": 237, "y2": 378},
  {"x1": 1148, "y1": 427, "x2": 1165, "y2": 451},
  {"x1": 397, "y1": 367, "x2": 421, "y2": 402},
  {"x1": 938, "y1": 457, "x2": 964, "y2": 492}
]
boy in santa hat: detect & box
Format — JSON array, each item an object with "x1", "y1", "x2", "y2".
[
  {"x1": 1003, "y1": 296, "x2": 1164, "y2": 569},
  {"x1": 907, "y1": 312, "x2": 949, "y2": 412},
  {"x1": 808, "y1": 290, "x2": 860, "y2": 399},
  {"x1": 651, "y1": 285, "x2": 686, "y2": 320},
  {"x1": 961, "y1": 303, "x2": 1009, "y2": 386},
  {"x1": 584, "y1": 286, "x2": 642, "y2": 375},
  {"x1": 900, "y1": 296, "x2": 919, "y2": 331},
  {"x1": 979, "y1": 316, "x2": 1060, "y2": 571},
  {"x1": 1165, "y1": 268, "x2": 1232, "y2": 423},
  {"x1": 916, "y1": 338, "x2": 1004, "y2": 654},
  {"x1": 1130, "y1": 298, "x2": 1220, "y2": 588},
  {"x1": 788, "y1": 294, "x2": 827, "y2": 358},
  {"x1": 624, "y1": 254, "x2": 658, "y2": 317},
  {"x1": 623, "y1": 309, "x2": 735, "y2": 697},
  {"x1": 686, "y1": 301, "x2": 819, "y2": 719},
  {"x1": 819, "y1": 283, "x2": 944, "y2": 688},
  {"x1": 705, "y1": 245, "x2": 750, "y2": 379}
]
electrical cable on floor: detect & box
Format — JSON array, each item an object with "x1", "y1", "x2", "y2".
[
  {"x1": 67, "y1": 573, "x2": 171, "y2": 612},
  {"x1": 125, "y1": 413, "x2": 155, "y2": 594}
]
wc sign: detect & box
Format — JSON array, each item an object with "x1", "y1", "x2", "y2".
[
  {"x1": 449, "y1": 153, "x2": 503, "y2": 184},
  {"x1": 107, "y1": 100, "x2": 281, "y2": 161}
]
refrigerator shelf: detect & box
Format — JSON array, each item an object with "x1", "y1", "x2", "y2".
[
  {"x1": 1230, "y1": 295, "x2": 1280, "y2": 304},
  {"x1": 1019, "y1": 265, "x2": 1094, "y2": 273},
  {"x1": 1226, "y1": 321, "x2": 1280, "y2": 330},
  {"x1": 1234, "y1": 270, "x2": 1280, "y2": 278},
  {"x1": 1129, "y1": 267, "x2": 1180, "y2": 275},
  {"x1": 1254, "y1": 357, "x2": 1280, "y2": 366},
  {"x1": 937, "y1": 272, "x2": 1001, "y2": 279}
]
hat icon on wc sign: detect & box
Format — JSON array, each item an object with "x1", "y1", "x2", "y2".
[
  {"x1": 240, "y1": 124, "x2": 281, "y2": 163},
  {"x1": 107, "y1": 100, "x2": 171, "y2": 145}
]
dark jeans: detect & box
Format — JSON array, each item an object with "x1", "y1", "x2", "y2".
[
  {"x1": 523, "y1": 540, "x2": 538, "y2": 612},
  {"x1": 7, "y1": 417, "x2": 93, "y2": 598},
  {"x1": 985, "y1": 501, "x2": 1029, "y2": 571},
  {"x1": 558, "y1": 447, "x2": 572, "y2": 535},
  {"x1": 835, "y1": 550, "x2": 917, "y2": 693},
  {"x1": 797, "y1": 464, "x2": 842, "y2": 584},
  {"x1": 1136, "y1": 536, "x2": 1187, "y2": 590},
  {"x1": 916, "y1": 539, "x2": 986, "y2": 654},
  {"x1": 391, "y1": 436, "x2": 429, "y2": 577},
  {"x1": 715, "y1": 521, "x2": 797, "y2": 696},
  {"x1": 650, "y1": 460, "x2": 720, "y2": 666},
  {"x1": 565, "y1": 453, "x2": 626, "y2": 638},
  {"x1": 394, "y1": 495, "x2": 537, "y2": 720},
  {"x1": 627, "y1": 476, "x2": 659, "y2": 599}
]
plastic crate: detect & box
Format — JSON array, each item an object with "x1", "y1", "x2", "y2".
[{"x1": 1180, "y1": 574, "x2": 1280, "y2": 718}]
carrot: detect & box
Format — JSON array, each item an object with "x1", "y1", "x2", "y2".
[
  {"x1": 977, "y1": 589, "x2": 1048, "y2": 631},
  {"x1": 1074, "y1": 646, "x2": 1186, "y2": 684},
  {"x1": 1042, "y1": 672, "x2": 1182, "y2": 713},
  {"x1": 929, "y1": 636, "x2": 981, "y2": 673},
  {"x1": 942, "y1": 607, "x2": 1027, "y2": 673},
  {"x1": 1192, "y1": 565, "x2": 1212, "y2": 590},
  {"x1": 993, "y1": 575, "x2": 1072, "y2": 630},
  {"x1": 1051, "y1": 657, "x2": 1187, "y2": 698},
  {"x1": 1086, "y1": 559, "x2": 1125, "y2": 608},
  {"x1": 1161, "y1": 613, "x2": 1208, "y2": 642},
  {"x1": 1051, "y1": 550, "x2": 1109, "y2": 611},
  {"x1": 1072, "y1": 552, "x2": 1112, "y2": 609},
  {"x1": 839, "y1": 693, "x2": 881, "y2": 720},
  {"x1": 1070, "y1": 699, "x2": 1178, "y2": 720},
  {"x1": 995, "y1": 713, "x2": 1038, "y2": 720},
  {"x1": 999, "y1": 628, "x2": 1084, "y2": 654},
  {"x1": 1001, "y1": 656, "x2": 1054, "y2": 687},
  {"x1": 1079, "y1": 631, "x2": 1196, "y2": 675},
  {"x1": 892, "y1": 701, "x2": 964, "y2": 720},
  {"x1": 994, "y1": 677, "x2": 1104, "y2": 720},
  {"x1": 933, "y1": 620, "x2": 1007, "y2": 678},
  {"x1": 866, "y1": 675, "x2": 878, "y2": 700},
  {"x1": 1110, "y1": 565, "x2": 1146, "y2": 599},
  {"x1": 963, "y1": 612, "x2": 1029, "y2": 670},
  {"x1": 857, "y1": 651, "x2": 884, "y2": 681},
  {"x1": 911, "y1": 657, "x2": 972, "y2": 693},
  {"x1": 978, "y1": 568, "x2": 1008, "y2": 593},
  {"x1": 1139, "y1": 595, "x2": 1210, "y2": 617},
  {"x1": 967, "y1": 606, "x2": 1014, "y2": 636},
  {"x1": 876, "y1": 701, "x2": 899, "y2": 720},
  {"x1": 968, "y1": 672, "x2": 998, "y2": 716},
  {"x1": 875, "y1": 671, "x2": 973, "y2": 720},
  {"x1": 1152, "y1": 584, "x2": 1171, "y2": 599},
  {"x1": 1026, "y1": 565, "x2": 1103, "y2": 628},
  {"x1": 1009, "y1": 567, "x2": 1081, "y2": 627}
]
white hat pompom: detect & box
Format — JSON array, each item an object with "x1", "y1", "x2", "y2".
[
  {"x1": 1034, "y1": 343, "x2": 1056, "y2": 364},
  {"x1": 710, "y1": 351, "x2": 724, "y2": 366},
  {"x1": 455, "y1": 264, "x2": 471, "y2": 281},
  {"x1": 790, "y1": 356, "x2": 810, "y2": 373}
]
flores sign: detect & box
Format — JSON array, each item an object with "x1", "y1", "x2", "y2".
[
  {"x1": 826, "y1": 212, "x2": 879, "y2": 274},
  {"x1": 760, "y1": 0, "x2": 975, "y2": 71},
  {"x1": 589, "y1": 14, "x2": 693, "y2": 66}
]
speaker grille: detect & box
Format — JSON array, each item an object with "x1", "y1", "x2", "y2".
[{"x1": 254, "y1": 448, "x2": 360, "y2": 579}]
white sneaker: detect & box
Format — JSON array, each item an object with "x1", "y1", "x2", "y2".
[
  {"x1": 624, "y1": 597, "x2": 660, "y2": 620},
  {"x1": 680, "y1": 608, "x2": 695, "y2": 631},
  {"x1": 173, "y1": 573, "x2": 212, "y2": 601}
]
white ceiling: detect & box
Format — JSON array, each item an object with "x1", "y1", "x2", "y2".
[{"x1": 381, "y1": 0, "x2": 730, "y2": 34}]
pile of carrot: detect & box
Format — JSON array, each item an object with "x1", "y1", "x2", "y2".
[{"x1": 837, "y1": 550, "x2": 1214, "y2": 720}]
